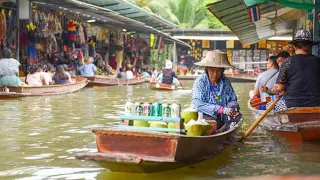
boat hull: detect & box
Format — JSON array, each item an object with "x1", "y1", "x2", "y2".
[
  {"x1": 84, "y1": 76, "x2": 147, "y2": 87},
  {"x1": 0, "y1": 77, "x2": 88, "y2": 97},
  {"x1": 150, "y1": 83, "x2": 176, "y2": 90},
  {"x1": 248, "y1": 100, "x2": 320, "y2": 141},
  {"x1": 76, "y1": 118, "x2": 243, "y2": 173}
]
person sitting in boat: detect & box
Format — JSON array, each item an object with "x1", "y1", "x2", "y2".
[
  {"x1": 0, "y1": 47, "x2": 22, "y2": 87},
  {"x1": 249, "y1": 56, "x2": 279, "y2": 100},
  {"x1": 156, "y1": 60, "x2": 179, "y2": 86},
  {"x1": 25, "y1": 64, "x2": 45, "y2": 86},
  {"x1": 79, "y1": 57, "x2": 97, "y2": 77},
  {"x1": 191, "y1": 50, "x2": 241, "y2": 128},
  {"x1": 275, "y1": 51, "x2": 290, "y2": 67},
  {"x1": 116, "y1": 67, "x2": 127, "y2": 79},
  {"x1": 37, "y1": 64, "x2": 52, "y2": 85},
  {"x1": 52, "y1": 65, "x2": 71, "y2": 85},
  {"x1": 63, "y1": 64, "x2": 74, "y2": 84},
  {"x1": 125, "y1": 67, "x2": 134, "y2": 79},
  {"x1": 141, "y1": 68, "x2": 151, "y2": 77},
  {"x1": 270, "y1": 29, "x2": 320, "y2": 111}
]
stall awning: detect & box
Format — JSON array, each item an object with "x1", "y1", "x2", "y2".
[
  {"x1": 83, "y1": 0, "x2": 178, "y2": 30},
  {"x1": 32, "y1": 0, "x2": 190, "y2": 48},
  {"x1": 244, "y1": 0, "x2": 318, "y2": 10},
  {"x1": 207, "y1": 0, "x2": 298, "y2": 45}
]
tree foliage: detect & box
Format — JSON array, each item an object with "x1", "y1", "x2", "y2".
[{"x1": 128, "y1": 0, "x2": 227, "y2": 29}]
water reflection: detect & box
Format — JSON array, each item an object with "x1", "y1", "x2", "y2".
[{"x1": 0, "y1": 81, "x2": 320, "y2": 179}]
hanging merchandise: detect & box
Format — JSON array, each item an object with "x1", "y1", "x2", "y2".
[
  {"x1": 78, "y1": 23, "x2": 85, "y2": 45},
  {"x1": 67, "y1": 20, "x2": 77, "y2": 46},
  {"x1": 88, "y1": 37, "x2": 96, "y2": 57},
  {"x1": 0, "y1": 9, "x2": 6, "y2": 42}
]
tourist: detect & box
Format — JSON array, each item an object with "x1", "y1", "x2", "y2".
[
  {"x1": 0, "y1": 47, "x2": 22, "y2": 87},
  {"x1": 52, "y1": 65, "x2": 70, "y2": 84},
  {"x1": 26, "y1": 64, "x2": 44, "y2": 86},
  {"x1": 79, "y1": 56, "x2": 97, "y2": 77},
  {"x1": 37, "y1": 64, "x2": 52, "y2": 85},
  {"x1": 270, "y1": 29, "x2": 320, "y2": 111},
  {"x1": 249, "y1": 56, "x2": 279, "y2": 100},
  {"x1": 117, "y1": 67, "x2": 127, "y2": 79},
  {"x1": 156, "y1": 60, "x2": 179, "y2": 85},
  {"x1": 151, "y1": 68, "x2": 158, "y2": 77},
  {"x1": 141, "y1": 68, "x2": 151, "y2": 77},
  {"x1": 191, "y1": 50, "x2": 241, "y2": 128},
  {"x1": 126, "y1": 67, "x2": 134, "y2": 79}
]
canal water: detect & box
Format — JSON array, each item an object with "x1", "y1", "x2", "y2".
[{"x1": 0, "y1": 81, "x2": 320, "y2": 179}]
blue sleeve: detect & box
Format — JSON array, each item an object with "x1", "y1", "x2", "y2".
[
  {"x1": 254, "y1": 74, "x2": 262, "y2": 88},
  {"x1": 78, "y1": 65, "x2": 84, "y2": 71},
  {"x1": 224, "y1": 78, "x2": 239, "y2": 108},
  {"x1": 92, "y1": 64, "x2": 97, "y2": 72},
  {"x1": 192, "y1": 77, "x2": 222, "y2": 116}
]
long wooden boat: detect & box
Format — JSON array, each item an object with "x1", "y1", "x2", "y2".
[
  {"x1": 83, "y1": 76, "x2": 148, "y2": 87},
  {"x1": 225, "y1": 74, "x2": 257, "y2": 82},
  {"x1": 0, "y1": 77, "x2": 88, "y2": 97},
  {"x1": 248, "y1": 99, "x2": 320, "y2": 141},
  {"x1": 75, "y1": 118, "x2": 243, "y2": 173},
  {"x1": 150, "y1": 83, "x2": 176, "y2": 90}
]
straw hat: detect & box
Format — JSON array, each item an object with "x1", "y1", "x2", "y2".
[
  {"x1": 85, "y1": 57, "x2": 94, "y2": 64},
  {"x1": 165, "y1": 59, "x2": 173, "y2": 69},
  {"x1": 195, "y1": 50, "x2": 232, "y2": 68},
  {"x1": 289, "y1": 29, "x2": 317, "y2": 44}
]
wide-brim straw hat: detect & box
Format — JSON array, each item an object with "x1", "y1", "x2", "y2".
[
  {"x1": 85, "y1": 57, "x2": 94, "y2": 64},
  {"x1": 195, "y1": 50, "x2": 233, "y2": 68},
  {"x1": 288, "y1": 29, "x2": 317, "y2": 45}
]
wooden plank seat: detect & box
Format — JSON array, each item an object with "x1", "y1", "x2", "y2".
[{"x1": 118, "y1": 115, "x2": 185, "y2": 134}]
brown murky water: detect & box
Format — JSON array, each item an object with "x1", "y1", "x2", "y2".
[{"x1": 0, "y1": 81, "x2": 320, "y2": 179}]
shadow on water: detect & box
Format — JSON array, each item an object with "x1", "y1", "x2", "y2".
[{"x1": 97, "y1": 147, "x2": 236, "y2": 180}]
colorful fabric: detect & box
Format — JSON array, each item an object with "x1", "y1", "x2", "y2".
[
  {"x1": 244, "y1": 0, "x2": 317, "y2": 10},
  {"x1": 192, "y1": 74, "x2": 238, "y2": 120}
]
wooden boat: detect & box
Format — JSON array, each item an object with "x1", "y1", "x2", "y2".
[
  {"x1": 248, "y1": 99, "x2": 320, "y2": 141},
  {"x1": 150, "y1": 83, "x2": 176, "y2": 90},
  {"x1": 225, "y1": 74, "x2": 257, "y2": 82},
  {"x1": 177, "y1": 75, "x2": 198, "y2": 80},
  {"x1": 75, "y1": 118, "x2": 243, "y2": 173},
  {"x1": 84, "y1": 76, "x2": 148, "y2": 87},
  {"x1": 0, "y1": 77, "x2": 88, "y2": 97}
]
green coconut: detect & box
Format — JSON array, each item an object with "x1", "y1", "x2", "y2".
[
  {"x1": 181, "y1": 108, "x2": 198, "y2": 123},
  {"x1": 185, "y1": 120, "x2": 204, "y2": 136},
  {"x1": 149, "y1": 122, "x2": 167, "y2": 128},
  {"x1": 133, "y1": 121, "x2": 149, "y2": 127}
]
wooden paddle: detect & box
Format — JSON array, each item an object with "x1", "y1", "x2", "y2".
[
  {"x1": 241, "y1": 91, "x2": 285, "y2": 141},
  {"x1": 177, "y1": 79, "x2": 185, "y2": 90}
]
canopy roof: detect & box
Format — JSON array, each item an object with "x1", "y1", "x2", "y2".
[
  {"x1": 32, "y1": 0, "x2": 190, "y2": 48},
  {"x1": 244, "y1": 0, "x2": 318, "y2": 10},
  {"x1": 207, "y1": 0, "x2": 298, "y2": 45}
]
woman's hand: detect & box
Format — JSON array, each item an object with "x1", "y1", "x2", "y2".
[
  {"x1": 222, "y1": 107, "x2": 234, "y2": 116},
  {"x1": 271, "y1": 83, "x2": 285, "y2": 94}
]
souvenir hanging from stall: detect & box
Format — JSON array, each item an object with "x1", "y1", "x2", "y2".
[{"x1": 68, "y1": 20, "x2": 77, "y2": 45}]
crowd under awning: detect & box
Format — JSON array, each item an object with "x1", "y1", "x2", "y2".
[
  {"x1": 207, "y1": 0, "x2": 304, "y2": 45},
  {"x1": 32, "y1": 0, "x2": 190, "y2": 48}
]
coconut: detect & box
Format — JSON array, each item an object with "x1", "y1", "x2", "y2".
[
  {"x1": 149, "y1": 122, "x2": 167, "y2": 128},
  {"x1": 133, "y1": 121, "x2": 149, "y2": 127},
  {"x1": 185, "y1": 120, "x2": 204, "y2": 136},
  {"x1": 181, "y1": 108, "x2": 198, "y2": 123}
]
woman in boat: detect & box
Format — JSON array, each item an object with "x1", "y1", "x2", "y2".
[
  {"x1": 270, "y1": 29, "x2": 320, "y2": 111},
  {"x1": 37, "y1": 64, "x2": 52, "y2": 85},
  {"x1": 192, "y1": 50, "x2": 240, "y2": 128},
  {"x1": 156, "y1": 60, "x2": 179, "y2": 86},
  {"x1": 116, "y1": 67, "x2": 127, "y2": 79},
  {"x1": 79, "y1": 56, "x2": 97, "y2": 77},
  {"x1": 26, "y1": 64, "x2": 45, "y2": 86},
  {"x1": 52, "y1": 65, "x2": 70, "y2": 85},
  {"x1": 0, "y1": 47, "x2": 22, "y2": 87}
]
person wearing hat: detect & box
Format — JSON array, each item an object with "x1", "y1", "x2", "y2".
[
  {"x1": 270, "y1": 29, "x2": 320, "y2": 111},
  {"x1": 78, "y1": 56, "x2": 97, "y2": 77},
  {"x1": 192, "y1": 50, "x2": 240, "y2": 128},
  {"x1": 156, "y1": 60, "x2": 179, "y2": 85},
  {"x1": 0, "y1": 47, "x2": 22, "y2": 87}
]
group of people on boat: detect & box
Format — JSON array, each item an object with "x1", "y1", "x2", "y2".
[{"x1": 250, "y1": 29, "x2": 320, "y2": 111}]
